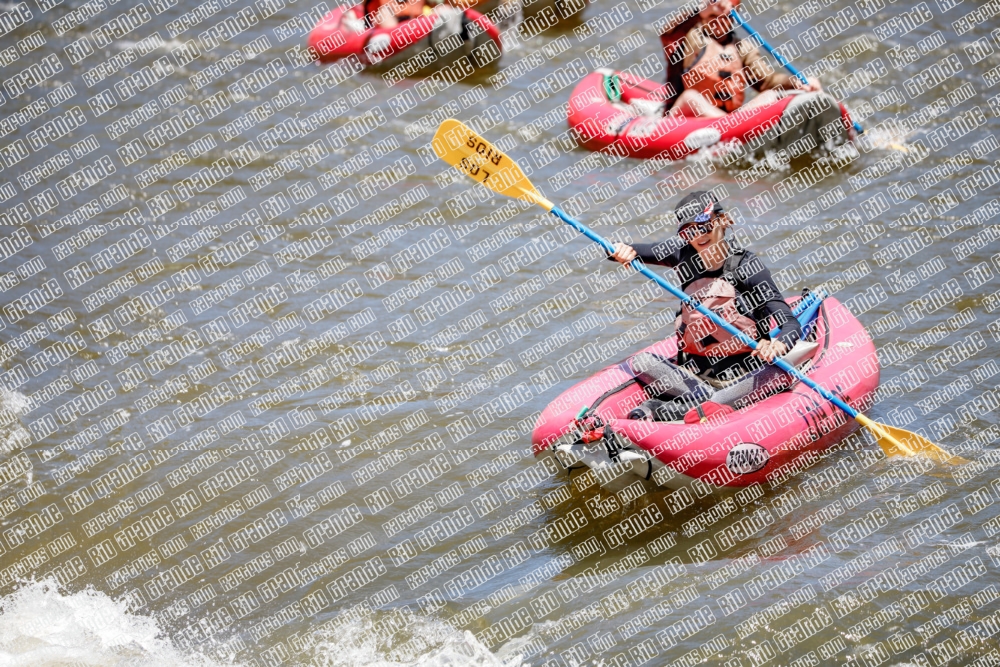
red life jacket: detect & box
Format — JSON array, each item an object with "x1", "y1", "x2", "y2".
[
  {"x1": 675, "y1": 250, "x2": 758, "y2": 358},
  {"x1": 681, "y1": 34, "x2": 747, "y2": 112}
]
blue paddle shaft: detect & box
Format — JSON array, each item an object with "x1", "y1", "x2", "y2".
[
  {"x1": 770, "y1": 291, "x2": 822, "y2": 339},
  {"x1": 548, "y1": 205, "x2": 860, "y2": 420},
  {"x1": 729, "y1": 10, "x2": 864, "y2": 135},
  {"x1": 728, "y1": 11, "x2": 806, "y2": 85}
]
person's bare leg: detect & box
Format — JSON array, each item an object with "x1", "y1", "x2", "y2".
[
  {"x1": 668, "y1": 90, "x2": 726, "y2": 118},
  {"x1": 373, "y1": 4, "x2": 399, "y2": 27},
  {"x1": 739, "y1": 88, "x2": 786, "y2": 111}
]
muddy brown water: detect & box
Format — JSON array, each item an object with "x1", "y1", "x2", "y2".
[{"x1": 1, "y1": 0, "x2": 1000, "y2": 664}]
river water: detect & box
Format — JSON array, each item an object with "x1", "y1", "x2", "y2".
[{"x1": 2, "y1": 0, "x2": 1000, "y2": 664}]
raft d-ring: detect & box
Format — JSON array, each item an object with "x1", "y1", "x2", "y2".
[{"x1": 604, "y1": 73, "x2": 622, "y2": 103}]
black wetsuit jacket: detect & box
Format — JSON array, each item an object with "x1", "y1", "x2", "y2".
[{"x1": 613, "y1": 237, "x2": 802, "y2": 379}]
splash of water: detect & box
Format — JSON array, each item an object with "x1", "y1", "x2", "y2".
[
  {"x1": 0, "y1": 580, "x2": 230, "y2": 667},
  {"x1": 0, "y1": 389, "x2": 32, "y2": 462},
  {"x1": 306, "y1": 609, "x2": 508, "y2": 667}
]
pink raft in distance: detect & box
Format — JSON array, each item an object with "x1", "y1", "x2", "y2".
[
  {"x1": 531, "y1": 297, "x2": 880, "y2": 494},
  {"x1": 308, "y1": 3, "x2": 502, "y2": 73},
  {"x1": 567, "y1": 69, "x2": 858, "y2": 161}
]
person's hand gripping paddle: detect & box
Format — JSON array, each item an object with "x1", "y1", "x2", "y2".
[{"x1": 432, "y1": 118, "x2": 960, "y2": 464}]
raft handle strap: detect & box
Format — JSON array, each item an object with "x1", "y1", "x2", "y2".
[{"x1": 604, "y1": 73, "x2": 622, "y2": 103}]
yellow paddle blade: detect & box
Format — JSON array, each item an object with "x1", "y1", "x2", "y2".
[
  {"x1": 432, "y1": 119, "x2": 554, "y2": 211},
  {"x1": 856, "y1": 414, "x2": 964, "y2": 464}
]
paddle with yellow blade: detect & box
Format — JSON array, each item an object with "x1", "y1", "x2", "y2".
[{"x1": 432, "y1": 118, "x2": 959, "y2": 464}]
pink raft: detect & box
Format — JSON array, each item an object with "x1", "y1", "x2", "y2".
[
  {"x1": 308, "y1": 4, "x2": 502, "y2": 72},
  {"x1": 567, "y1": 69, "x2": 857, "y2": 160},
  {"x1": 531, "y1": 297, "x2": 880, "y2": 493}
]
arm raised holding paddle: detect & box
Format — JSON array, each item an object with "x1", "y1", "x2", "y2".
[{"x1": 606, "y1": 192, "x2": 800, "y2": 377}]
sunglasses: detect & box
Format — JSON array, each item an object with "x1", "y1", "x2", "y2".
[{"x1": 678, "y1": 218, "x2": 717, "y2": 240}]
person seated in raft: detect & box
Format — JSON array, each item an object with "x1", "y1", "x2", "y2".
[
  {"x1": 659, "y1": 0, "x2": 823, "y2": 118},
  {"x1": 608, "y1": 191, "x2": 802, "y2": 420},
  {"x1": 364, "y1": 0, "x2": 429, "y2": 28},
  {"x1": 360, "y1": 0, "x2": 469, "y2": 49}
]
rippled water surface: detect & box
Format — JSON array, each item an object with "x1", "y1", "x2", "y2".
[{"x1": 2, "y1": 0, "x2": 1000, "y2": 664}]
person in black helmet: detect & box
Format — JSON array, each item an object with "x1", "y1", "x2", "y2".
[{"x1": 608, "y1": 191, "x2": 802, "y2": 418}]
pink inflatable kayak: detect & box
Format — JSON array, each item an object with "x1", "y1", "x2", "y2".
[
  {"x1": 308, "y1": 4, "x2": 501, "y2": 71},
  {"x1": 531, "y1": 297, "x2": 880, "y2": 493},
  {"x1": 567, "y1": 69, "x2": 858, "y2": 160}
]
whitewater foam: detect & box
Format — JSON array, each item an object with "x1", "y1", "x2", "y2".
[
  {"x1": 306, "y1": 608, "x2": 508, "y2": 667},
  {"x1": 0, "y1": 580, "x2": 231, "y2": 667},
  {"x1": 0, "y1": 389, "x2": 31, "y2": 461}
]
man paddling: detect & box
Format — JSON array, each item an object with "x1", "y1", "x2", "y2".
[
  {"x1": 609, "y1": 191, "x2": 802, "y2": 419},
  {"x1": 660, "y1": 0, "x2": 823, "y2": 118}
]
